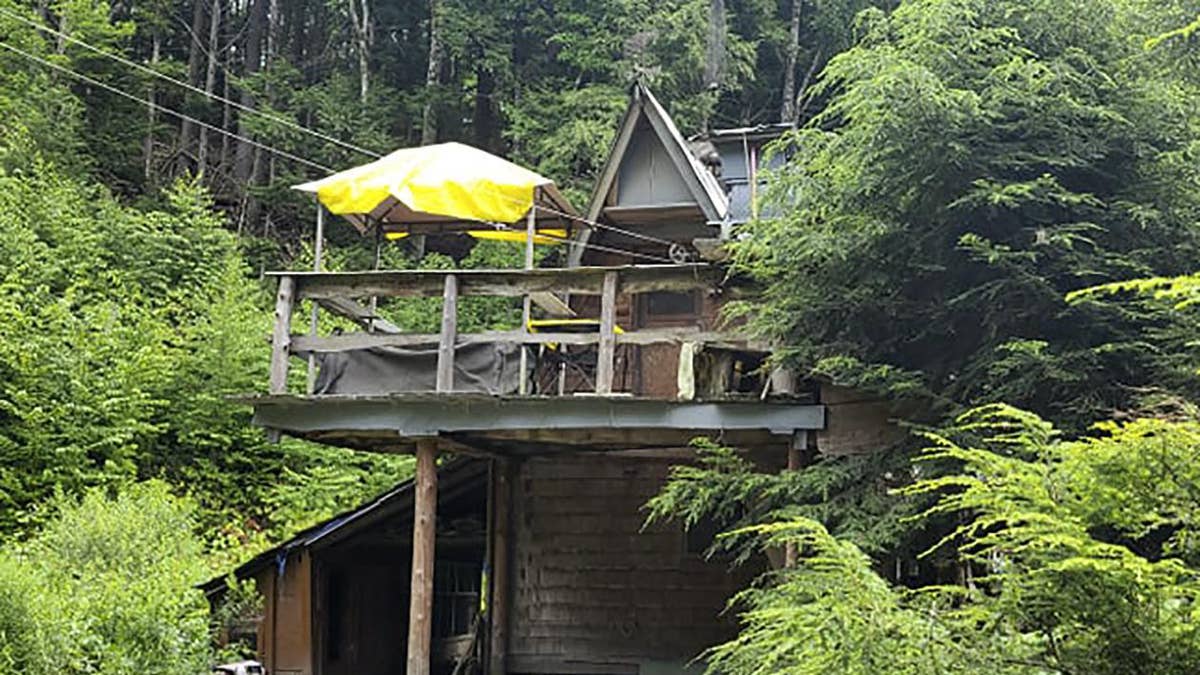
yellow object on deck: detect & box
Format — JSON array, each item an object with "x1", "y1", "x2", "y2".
[
  {"x1": 384, "y1": 229, "x2": 568, "y2": 245},
  {"x1": 294, "y1": 142, "x2": 563, "y2": 226},
  {"x1": 528, "y1": 319, "x2": 625, "y2": 333},
  {"x1": 527, "y1": 318, "x2": 624, "y2": 351}
]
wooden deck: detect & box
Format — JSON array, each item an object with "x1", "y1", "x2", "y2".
[{"x1": 247, "y1": 392, "x2": 824, "y2": 454}]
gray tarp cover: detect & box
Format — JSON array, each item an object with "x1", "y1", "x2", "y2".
[{"x1": 304, "y1": 342, "x2": 524, "y2": 395}]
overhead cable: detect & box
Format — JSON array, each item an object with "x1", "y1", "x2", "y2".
[
  {"x1": 0, "y1": 7, "x2": 695, "y2": 253},
  {"x1": 0, "y1": 6, "x2": 383, "y2": 160},
  {"x1": 0, "y1": 31, "x2": 681, "y2": 263},
  {"x1": 0, "y1": 39, "x2": 336, "y2": 173}
]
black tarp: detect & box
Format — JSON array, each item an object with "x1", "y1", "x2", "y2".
[{"x1": 302, "y1": 342, "x2": 524, "y2": 395}]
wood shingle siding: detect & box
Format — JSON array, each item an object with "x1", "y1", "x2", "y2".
[{"x1": 508, "y1": 454, "x2": 751, "y2": 672}]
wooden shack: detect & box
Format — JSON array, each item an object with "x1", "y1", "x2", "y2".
[{"x1": 225, "y1": 83, "x2": 899, "y2": 674}]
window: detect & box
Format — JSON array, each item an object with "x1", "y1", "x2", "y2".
[
  {"x1": 433, "y1": 560, "x2": 481, "y2": 638},
  {"x1": 639, "y1": 291, "x2": 698, "y2": 323}
]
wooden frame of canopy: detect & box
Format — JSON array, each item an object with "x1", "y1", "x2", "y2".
[{"x1": 291, "y1": 143, "x2": 580, "y2": 675}]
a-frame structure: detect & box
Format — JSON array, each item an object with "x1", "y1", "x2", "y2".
[{"x1": 569, "y1": 83, "x2": 730, "y2": 266}]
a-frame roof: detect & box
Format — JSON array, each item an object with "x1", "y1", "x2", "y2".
[{"x1": 576, "y1": 84, "x2": 729, "y2": 263}]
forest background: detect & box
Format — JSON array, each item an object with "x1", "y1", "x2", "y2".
[{"x1": 0, "y1": 0, "x2": 1199, "y2": 672}]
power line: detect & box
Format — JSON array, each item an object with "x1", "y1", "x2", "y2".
[
  {"x1": 487, "y1": 223, "x2": 674, "y2": 263},
  {"x1": 0, "y1": 6, "x2": 687, "y2": 252},
  {"x1": 0, "y1": 39, "x2": 335, "y2": 174},
  {"x1": 0, "y1": 26, "x2": 679, "y2": 262},
  {"x1": 530, "y1": 201, "x2": 680, "y2": 249},
  {"x1": 1, "y1": 37, "x2": 666, "y2": 262},
  {"x1": 0, "y1": 6, "x2": 383, "y2": 160},
  {"x1": 468, "y1": 184, "x2": 682, "y2": 252},
  {"x1": 477, "y1": 186, "x2": 680, "y2": 249}
]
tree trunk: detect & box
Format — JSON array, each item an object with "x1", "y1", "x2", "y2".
[
  {"x1": 780, "y1": 0, "x2": 802, "y2": 123},
  {"x1": 143, "y1": 31, "x2": 161, "y2": 181},
  {"x1": 220, "y1": 66, "x2": 232, "y2": 176},
  {"x1": 235, "y1": 0, "x2": 269, "y2": 226},
  {"x1": 793, "y1": 47, "x2": 822, "y2": 125},
  {"x1": 347, "y1": 0, "x2": 372, "y2": 105},
  {"x1": 235, "y1": 0, "x2": 268, "y2": 185},
  {"x1": 179, "y1": 0, "x2": 207, "y2": 170},
  {"x1": 472, "y1": 64, "x2": 498, "y2": 152},
  {"x1": 420, "y1": 0, "x2": 442, "y2": 145},
  {"x1": 704, "y1": 0, "x2": 726, "y2": 88},
  {"x1": 198, "y1": 0, "x2": 221, "y2": 175}
]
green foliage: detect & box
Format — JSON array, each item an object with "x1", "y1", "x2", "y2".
[
  {"x1": 644, "y1": 439, "x2": 922, "y2": 560},
  {"x1": 0, "y1": 132, "x2": 414, "y2": 540},
  {"x1": 265, "y1": 446, "x2": 414, "y2": 538},
  {"x1": 210, "y1": 577, "x2": 264, "y2": 662},
  {"x1": 1146, "y1": 13, "x2": 1200, "y2": 49},
  {"x1": 738, "y1": 0, "x2": 1200, "y2": 430},
  {"x1": 904, "y1": 405, "x2": 1200, "y2": 674},
  {"x1": 703, "y1": 521, "x2": 1015, "y2": 675},
  {"x1": 653, "y1": 406, "x2": 1200, "y2": 674},
  {"x1": 0, "y1": 481, "x2": 224, "y2": 674}
]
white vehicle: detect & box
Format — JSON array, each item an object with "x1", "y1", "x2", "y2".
[{"x1": 212, "y1": 661, "x2": 265, "y2": 675}]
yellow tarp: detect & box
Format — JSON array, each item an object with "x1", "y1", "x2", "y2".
[
  {"x1": 384, "y1": 229, "x2": 568, "y2": 245},
  {"x1": 294, "y1": 142, "x2": 551, "y2": 224}
]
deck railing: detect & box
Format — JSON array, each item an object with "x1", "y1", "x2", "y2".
[{"x1": 268, "y1": 263, "x2": 760, "y2": 398}]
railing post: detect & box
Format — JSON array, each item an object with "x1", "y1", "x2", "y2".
[
  {"x1": 269, "y1": 275, "x2": 296, "y2": 395},
  {"x1": 436, "y1": 274, "x2": 458, "y2": 393},
  {"x1": 519, "y1": 202, "x2": 536, "y2": 395},
  {"x1": 595, "y1": 271, "x2": 618, "y2": 394},
  {"x1": 306, "y1": 204, "x2": 326, "y2": 394}
]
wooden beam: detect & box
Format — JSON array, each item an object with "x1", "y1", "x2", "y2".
[
  {"x1": 595, "y1": 271, "x2": 618, "y2": 394},
  {"x1": 529, "y1": 291, "x2": 575, "y2": 317},
  {"x1": 436, "y1": 274, "x2": 458, "y2": 393},
  {"x1": 315, "y1": 297, "x2": 402, "y2": 333},
  {"x1": 290, "y1": 329, "x2": 761, "y2": 353},
  {"x1": 278, "y1": 264, "x2": 725, "y2": 300},
  {"x1": 519, "y1": 205, "x2": 535, "y2": 395},
  {"x1": 488, "y1": 458, "x2": 515, "y2": 674},
  {"x1": 269, "y1": 276, "x2": 296, "y2": 394},
  {"x1": 784, "y1": 430, "x2": 810, "y2": 568},
  {"x1": 306, "y1": 205, "x2": 326, "y2": 395},
  {"x1": 369, "y1": 220, "x2": 383, "y2": 333},
  {"x1": 406, "y1": 439, "x2": 438, "y2": 675}
]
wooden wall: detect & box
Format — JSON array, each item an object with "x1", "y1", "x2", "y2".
[
  {"x1": 507, "y1": 453, "x2": 752, "y2": 674},
  {"x1": 255, "y1": 551, "x2": 314, "y2": 675},
  {"x1": 817, "y1": 383, "x2": 905, "y2": 455},
  {"x1": 569, "y1": 262, "x2": 726, "y2": 400},
  {"x1": 314, "y1": 551, "x2": 410, "y2": 675}
]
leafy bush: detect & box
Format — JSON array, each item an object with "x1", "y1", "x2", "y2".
[
  {"x1": 0, "y1": 481, "x2": 224, "y2": 674},
  {"x1": 651, "y1": 407, "x2": 1200, "y2": 674}
]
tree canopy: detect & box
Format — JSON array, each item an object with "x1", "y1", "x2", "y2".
[
  {"x1": 647, "y1": 2, "x2": 1200, "y2": 673},
  {"x1": 1, "y1": 0, "x2": 1200, "y2": 671}
]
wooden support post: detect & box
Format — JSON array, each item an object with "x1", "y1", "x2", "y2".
[
  {"x1": 784, "y1": 430, "x2": 809, "y2": 568},
  {"x1": 519, "y1": 203, "x2": 536, "y2": 395},
  {"x1": 269, "y1": 275, "x2": 296, "y2": 395},
  {"x1": 488, "y1": 459, "x2": 514, "y2": 674},
  {"x1": 406, "y1": 439, "x2": 438, "y2": 675},
  {"x1": 595, "y1": 270, "x2": 618, "y2": 394},
  {"x1": 436, "y1": 274, "x2": 458, "y2": 393},
  {"x1": 306, "y1": 205, "x2": 326, "y2": 394}
]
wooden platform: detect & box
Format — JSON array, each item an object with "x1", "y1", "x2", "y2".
[{"x1": 246, "y1": 393, "x2": 825, "y2": 455}]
